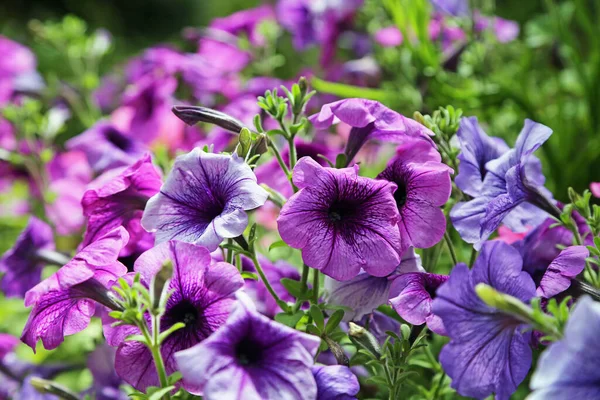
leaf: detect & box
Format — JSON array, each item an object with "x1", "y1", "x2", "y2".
[
  {"x1": 158, "y1": 322, "x2": 186, "y2": 344},
  {"x1": 274, "y1": 310, "x2": 304, "y2": 328},
  {"x1": 269, "y1": 240, "x2": 288, "y2": 252},
  {"x1": 366, "y1": 375, "x2": 389, "y2": 386},
  {"x1": 310, "y1": 304, "x2": 325, "y2": 331},
  {"x1": 335, "y1": 153, "x2": 347, "y2": 168},
  {"x1": 148, "y1": 386, "x2": 176, "y2": 400},
  {"x1": 241, "y1": 271, "x2": 258, "y2": 280},
  {"x1": 325, "y1": 309, "x2": 344, "y2": 334},
  {"x1": 280, "y1": 278, "x2": 305, "y2": 298},
  {"x1": 306, "y1": 324, "x2": 322, "y2": 336}
]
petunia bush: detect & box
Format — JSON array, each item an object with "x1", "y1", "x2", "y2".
[{"x1": 1, "y1": 0, "x2": 600, "y2": 399}]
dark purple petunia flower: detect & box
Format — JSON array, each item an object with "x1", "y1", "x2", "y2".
[
  {"x1": 377, "y1": 140, "x2": 452, "y2": 254},
  {"x1": 536, "y1": 246, "x2": 589, "y2": 299},
  {"x1": 325, "y1": 247, "x2": 423, "y2": 321},
  {"x1": 141, "y1": 149, "x2": 268, "y2": 251},
  {"x1": 81, "y1": 154, "x2": 162, "y2": 257},
  {"x1": 309, "y1": 99, "x2": 434, "y2": 166},
  {"x1": 66, "y1": 121, "x2": 146, "y2": 173},
  {"x1": 432, "y1": 241, "x2": 536, "y2": 400},
  {"x1": 0, "y1": 216, "x2": 54, "y2": 298},
  {"x1": 278, "y1": 157, "x2": 402, "y2": 281},
  {"x1": 175, "y1": 296, "x2": 320, "y2": 399},
  {"x1": 313, "y1": 365, "x2": 360, "y2": 400},
  {"x1": 22, "y1": 227, "x2": 129, "y2": 351},
  {"x1": 106, "y1": 240, "x2": 243, "y2": 392},
  {"x1": 529, "y1": 296, "x2": 600, "y2": 399},
  {"x1": 454, "y1": 116, "x2": 509, "y2": 197},
  {"x1": 451, "y1": 119, "x2": 554, "y2": 249},
  {"x1": 389, "y1": 272, "x2": 449, "y2": 335}
]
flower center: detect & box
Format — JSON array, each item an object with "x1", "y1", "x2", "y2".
[
  {"x1": 105, "y1": 128, "x2": 132, "y2": 151},
  {"x1": 167, "y1": 300, "x2": 199, "y2": 325},
  {"x1": 393, "y1": 181, "x2": 408, "y2": 208},
  {"x1": 235, "y1": 338, "x2": 263, "y2": 366},
  {"x1": 327, "y1": 200, "x2": 356, "y2": 223}
]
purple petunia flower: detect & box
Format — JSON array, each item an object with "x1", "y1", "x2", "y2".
[
  {"x1": 87, "y1": 344, "x2": 127, "y2": 400},
  {"x1": 475, "y1": 13, "x2": 520, "y2": 43},
  {"x1": 309, "y1": 99, "x2": 434, "y2": 166},
  {"x1": 0, "y1": 333, "x2": 19, "y2": 360},
  {"x1": 0, "y1": 216, "x2": 54, "y2": 298},
  {"x1": 430, "y1": 0, "x2": 469, "y2": 16},
  {"x1": 432, "y1": 241, "x2": 536, "y2": 399},
  {"x1": 451, "y1": 119, "x2": 555, "y2": 249},
  {"x1": 377, "y1": 140, "x2": 453, "y2": 253},
  {"x1": 81, "y1": 154, "x2": 162, "y2": 257},
  {"x1": 210, "y1": 5, "x2": 275, "y2": 46},
  {"x1": 389, "y1": 272, "x2": 448, "y2": 335},
  {"x1": 374, "y1": 26, "x2": 403, "y2": 47},
  {"x1": 21, "y1": 227, "x2": 129, "y2": 351},
  {"x1": 529, "y1": 296, "x2": 600, "y2": 399},
  {"x1": 324, "y1": 247, "x2": 423, "y2": 321},
  {"x1": 313, "y1": 365, "x2": 360, "y2": 400},
  {"x1": 278, "y1": 157, "x2": 402, "y2": 281},
  {"x1": 106, "y1": 241, "x2": 243, "y2": 391},
  {"x1": 175, "y1": 296, "x2": 321, "y2": 399},
  {"x1": 454, "y1": 116, "x2": 509, "y2": 197},
  {"x1": 66, "y1": 121, "x2": 146, "y2": 173},
  {"x1": 141, "y1": 149, "x2": 268, "y2": 251},
  {"x1": 536, "y1": 246, "x2": 589, "y2": 299}
]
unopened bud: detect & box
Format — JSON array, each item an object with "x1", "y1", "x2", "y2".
[
  {"x1": 348, "y1": 322, "x2": 381, "y2": 358},
  {"x1": 172, "y1": 105, "x2": 245, "y2": 133}
]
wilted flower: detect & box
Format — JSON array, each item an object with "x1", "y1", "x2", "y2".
[
  {"x1": 278, "y1": 157, "x2": 402, "y2": 281},
  {"x1": 313, "y1": 365, "x2": 360, "y2": 400},
  {"x1": 377, "y1": 140, "x2": 453, "y2": 254},
  {"x1": 81, "y1": 154, "x2": 162, "y2": 256},
  {"x1": 309, "y1": 99, "x2": 434, "y2": 165},
  {"x1": 22, "y1": 227, "x2": 129, "y2": 351},
  {"x1": 106, "y1": 241, "x2": 243, "y2": 391},
  {"x1": 529, "y1": 296, "x2": 600, "y2": 399},
  {"x1": 175, "y1": 297, "x2": 320, "y2": 399},
  {"x1": 0, "y1": 216, "x2": 54, "y2": 298},
  {"x1": 141, "y1": 148, "x2": 268, "y2": 251},
  {"x1": 432, "y1": 241, "x2": 536, "y2": 399}
]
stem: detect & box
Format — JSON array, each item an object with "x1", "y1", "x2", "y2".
[
  {"x1": 268, "y1": 140, "x2": 291, "y2": 178},
  {"x1": 249, "y1": 249, "x2": 285, "y2": 307},
  {"x1": 226, "y1": 239, "x2": 234, "y2": 264},
  {"x1": 287, "y1": 136, "x2": 297, "y2": 170},
  {"x1": 293, "y1": 264, "x2": 311, "y2": 312},
  {"x1": 443, "y1": 231, "x2": 458, "y2": 266},
  {"x1": 312, "y1": 270, "x2": 320, "y2": 303},
  {"x1": 138, "y1": 318, "x2": 170, "y2": 399},
  {"x1": 468, "y1": 248, "x2": 478, "y2": 268},
  {"x1": 36, "y1": 249, "x2": 71, "y2": 266},
  {"x1": 431, "y1": 374, "x2": 447, "y2": 400}
]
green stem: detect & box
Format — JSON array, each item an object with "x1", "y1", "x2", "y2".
[
  {"x1": 138, "y1": 318, "x2": 170, "y2": 399},
  {"x1": 249, "y1": 250, "x2": 286, "y2": 307},
  {"x1": 293, "y1": 264, "x2": 311, "y2": 312},
  {"x1": 226, "y1": 239, "x2": 234, "y2": 264},
  {"x1": 312, "y1": 270, "x2": 320, "y2": 303},
  {"x1": 431, "y1": 374, "x2": 447, "y2": 400},
  {"x1": 287, "y1": 135, "x2": 298, "y2": 170},
  {"x1": 443, "y1": 231, "x2": 458, "y2": 266},
  {"x1": 469, "y1": 248, "x2": 478, "y2": 268}
]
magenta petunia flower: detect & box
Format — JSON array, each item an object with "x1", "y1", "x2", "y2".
[
  {"x1": 175, "y1": 297, "x2": 320, "y2": 399},
  {"x1": 536, "y1": 246, "x2": 589, "y2": 299},
  {"x1": 106, "y1": 241, "x2": 243, "y2": 391},
  {"x1": 81, "y1": 154, "x2": 162, "y2": 257},
  {"x1": 0, "y1": 216, "x2": 54, "y2": 298},
  {"x1": 309, "y1": 99, "x2": 434, "y2": 165},
  {"x1": 21, "y1": 227, "x2": 129, "y2": 351},
  {"x1": 141, "y1": 149, "x2": 268, "y2": 251},
  {"x1": 374, "y1": 26, "x2": 403, "y2": 47},
  {"x1": 210, "y1": 4, "x2": 275, "y2": 46},
  {"x1": 278, "y1": 157, "x2": 402, "y2": 281},
  {"x1": 324, "y1": 247, "x2": 423, "y2": 321},
  {"x1": 389, "y1": 272, "x2": 448, "y2": 335},
  {"x1": 432, "y1": 241, "x2": 536, "y2": 400},
  {"x1": 313, "y1": 365, "x2": 360, "y2": 400},
  {"x1": 377, "y1": 141, "x2": 453, "y2": 254},
  {"x1": 66, "y1": 121, "x2": 146, "y2": 173}
]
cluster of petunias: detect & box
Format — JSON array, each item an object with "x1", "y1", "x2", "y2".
[{"x1": 2, "y1": 0, "x2": 600, "y2": 399}]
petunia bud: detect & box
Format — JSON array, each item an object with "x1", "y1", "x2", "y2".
[
  {"x1": 172, "y1": 105, "x2": 245, "y2": 133},
  {"x1": 348, "y1": 322, "x2": 382, "y2": 358}
]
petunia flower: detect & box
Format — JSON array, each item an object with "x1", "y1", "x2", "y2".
[
  {"x1": 432, "y1": 241, "x2": 536, "y2": 400},
  {"x1": 377, "y1": 140, "x2": 453, "y2": 253},
  {"x1": 141, "y1": 148, "x2": 268, "y2": 251},
  {"x1": 374, "y1": 26, "x2": 403, "y2": 47},
  {"x1": 313, "y1": 365, "x2": 360, "y2": 400},
  {"x1": 324, "y1": 247, "x2": 423, "y2": 321},
  {"x1": 21, "y1": 227, "x2": 129, "y2": 351},
  {"x1": 66, "y1": 121, "x2": 146, "y2": 173},
  {"x1": 81, "y1": 154, "x2": 162, "y2": 257},
  {"x1": 175, "y1": 296, "x2": 321, "y2": 399},
  {"x1": 87, "y1": 344, "x2": 127, "y2": 400},
  {"x1": 0, "y1": 216, "x2": 54, "y2": 298},
  {"x1": 451, "y1": 119, "x2": 555, "y2": 249},
  {"x1": 309, "y1": 99, "x2": 434, "y2": 166},
  {"x1": 454, "y1": 116, "x2": 509, "y2": 197},
  {"x1": 389, "y1": 272, "x2": 449, "y2": 335},
  {"x1": 529, "y1": 296, "x2": 600, "y2": 399},
  {"x1": 210, "y1": 4, "x2": 275, "y2": 46},
  {"x1": 106, "y1": 240, "x2": 243, "y2": 391},
  {"x1": 536, "y1": 246, "x2": 589, "y2": 299},
  {"x1": 430, "y1": 0, "x2": 469, "y2": 16},
  {"x1": 277, "y1": 157, "x2": 402, "y2": 281}
]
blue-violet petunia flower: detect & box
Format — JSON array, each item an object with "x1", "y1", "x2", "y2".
[
  {"x1": 432, "y1": 241, "x2": 536, "y2": 399},
  {"x1": 536, "y1": 245, "x2": 589, "y2": 299},
  {"x1": 141, "y1": 148, "x2": 268, "y2": 251},
  {"x1": 175, "y1": 296, "x2": 321, "y2": 399},
  {"x1": 277, "y1": 156, "x2": 402, "y2": 281},
  {"x1": 313, "y1": 365, "x2": 360, "y2": 400}
]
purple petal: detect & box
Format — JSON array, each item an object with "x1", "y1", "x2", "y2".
[
  {"x1": 537, "y1": 246, "x2": 589, "y2": 298},
  {"x1": 313, "y1": 365, "x2": 359, "y2": 400}
]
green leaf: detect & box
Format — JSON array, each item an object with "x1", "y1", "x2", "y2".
[
  {"x1": 158, "y1": 322, "x2": 186, "y2": 343},
  {"x1": 335, "y1": 153, "x2": 347, "y2": 168},
  {"x1": 148, "y1": 386, "x2": 176, "y2": 400},
  {"x1": 274, "y1": 310, "x2": 304, "y2": 328},
  {"x1": 325, "y1": 309, "x2": 344, "y2": 334},
  {"x1": 306, "y1": 323, "x2": 322, "y2": 336},
  {"x1": 310, "y1": 305, "x2": 325, "y2": 331},
  {"x1": 269, "y1": 240, "x2": 288, "y2": 252},
  {"x1": 241, "y1": 271, "x2": 259, "y2": 280},
  {"x1": 280, "y1": 278, "x2": 305, "y2": 298}
]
